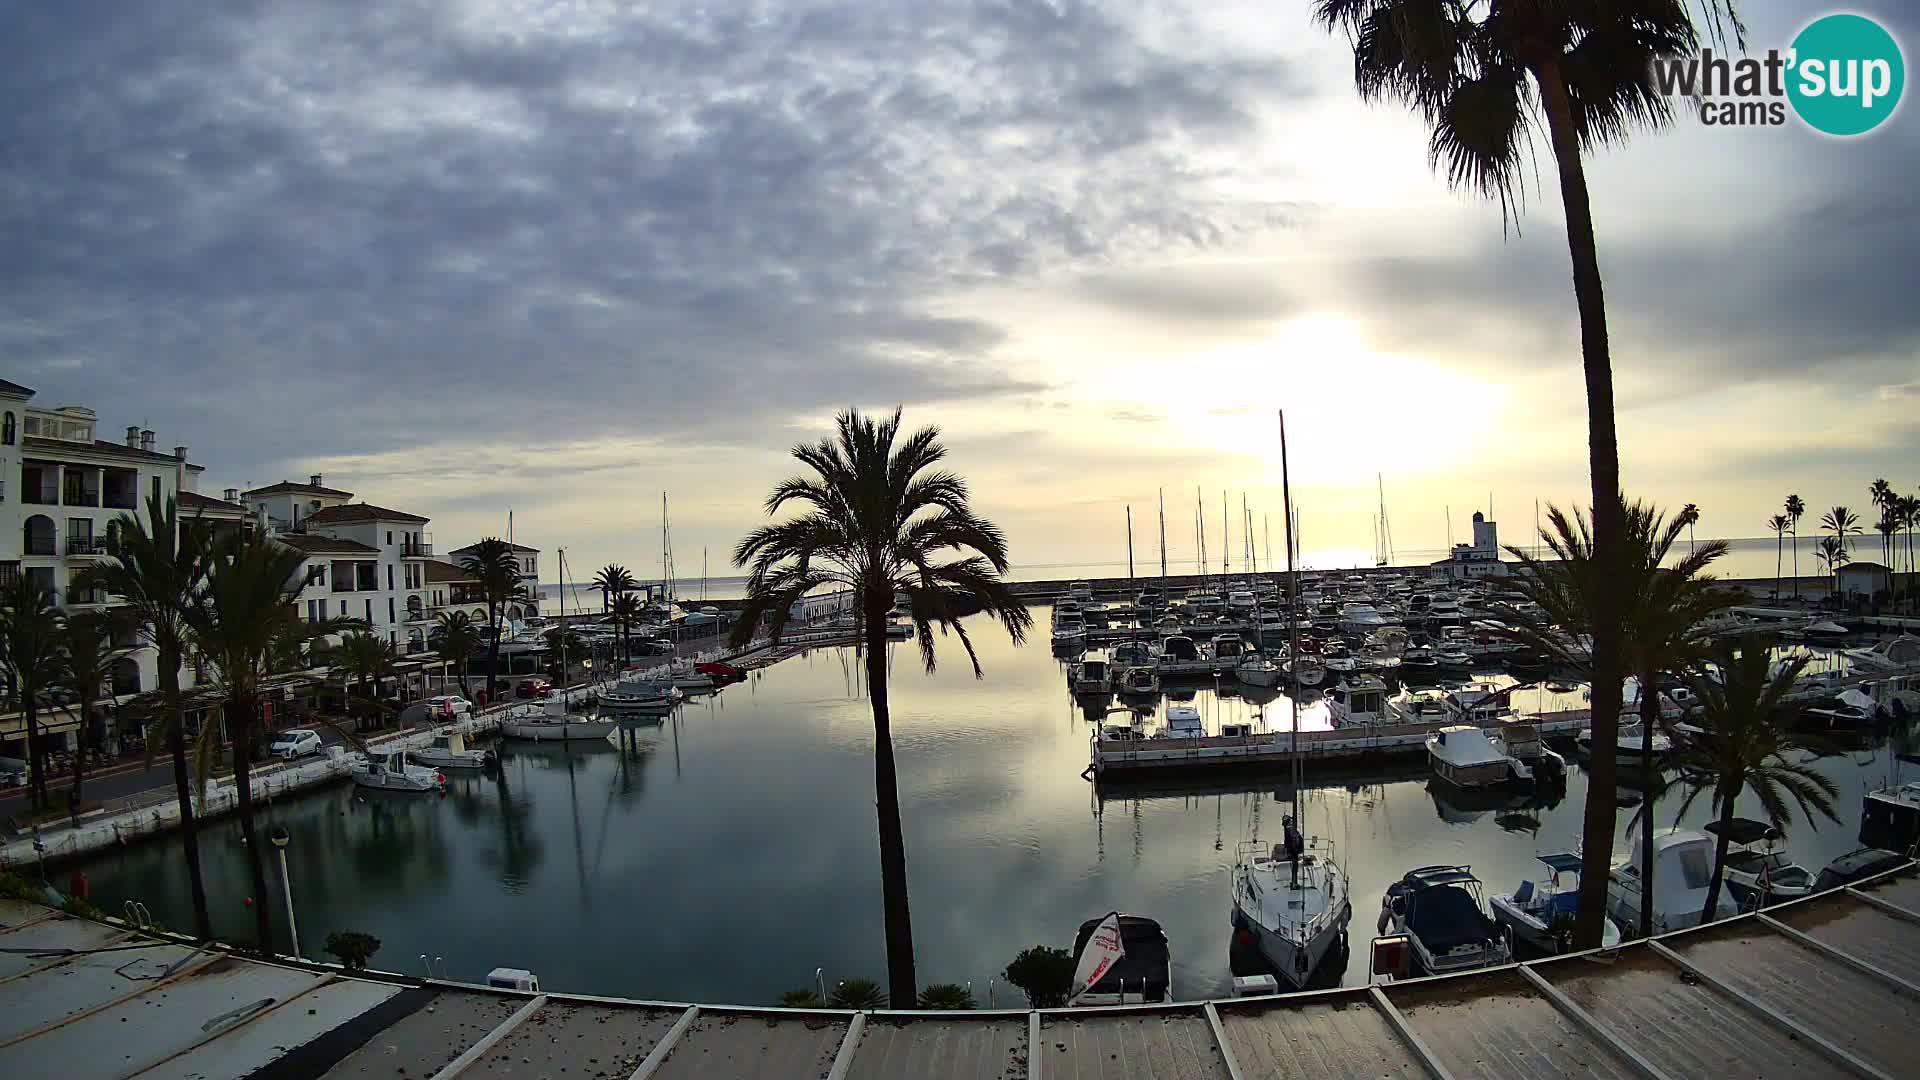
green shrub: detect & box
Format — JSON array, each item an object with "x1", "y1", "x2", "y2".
[
  {"x1": 778, "y1": 989, "x2": 826, "y2": 1008},
  {"x1": 916, "y1": 983, "x2": 976, "y2": 1009},
  {"x1": 827, "y1": 978, "x2": 887, "y2": 1009},
  {"x1": 1003, "y1": 945, "x2": 1075, "y2": 1008},
  {"x1": 324, "y1": 930, "x2": 382, "y2": 971}
]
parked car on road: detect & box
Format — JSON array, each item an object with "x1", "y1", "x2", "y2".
[
  {"x1": 269, "y1": 729, "x2": 323, "y2": 760},
  {"x1": 425, "y1": 695, "x2": 473, "y2": 719},
  {"x1": 515, "y1": 678, "x2": 551, "y2": 699}
]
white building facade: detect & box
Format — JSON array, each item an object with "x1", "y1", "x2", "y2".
[
  {"x1": 446, "y1": 541, "x2": 541, "y2": 622},
  {"x1": 1430, "y1": 512, "x2": 1510, "y2": 581},
  {"x1": 239, "y1": 487, "x2": 437, "y2": 654}
]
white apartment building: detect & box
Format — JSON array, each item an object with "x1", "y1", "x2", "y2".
[
  {"x1": 0, "y1": 380, "x2": 246, "y2": 757},
  {"x1": 240, "y1": 485, "x2": 436, "y2": 653}
]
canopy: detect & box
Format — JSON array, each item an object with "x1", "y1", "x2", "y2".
[
  {"x1": 1704, "y1": 818, "x2": 1782, "y2": 846},
  {"x1": 1430, "y1": 726, "x2": 1508, "y2": 767},
  {"x1": 1535, "y1": 852, "x2": 1585, "y2": 873}
]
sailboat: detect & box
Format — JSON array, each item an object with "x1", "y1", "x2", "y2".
[{"x1": 1230, "y1": 410, "x2": 1353, "y2": 989}]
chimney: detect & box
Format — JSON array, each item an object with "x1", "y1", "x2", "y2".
[
  {"x1": 173, "y1": 445, "x2": 187, "y2": 461},
  {"x1": 125, "y1": 425, "x2": 140, "y2": 447},
  {"x1": 310, "y1": 472, "x2": 324, "y2": 487},
  {"x1": 140, "y1": 429, "x2": 155, "y2": 452},
  {"x1": 224, "y1": 487, "x2": 238, "y2": 502}
]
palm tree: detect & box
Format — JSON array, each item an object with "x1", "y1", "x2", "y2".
[
  {"x1": 1876, "y1": 507, "x2": 1899, "y2": 604},
  {"x1": 54, "y1": 610, "x2": 137, "y2": 809},
  {"x1": 1498, "y1": 499, "x2": 1733, "y2": 939},
  {"x1": 459, "y1": 539, "x2": 526, "y2": 697},
  {"x1": 1821, "y1": 505, "x2": 1861, "y2": 556},
  {"x1": 1901, "y1": 495, "x2": 1920, "y2": 610},
  {"x1": 435, "y1": 611, "x2": 481, "y2": 695},
  {"x1": 184, "y1": 529, "x2": 329, "y2": 953},
  {"x1": 1767, "y1": 514, "x2": 1789, "y2": 600},
  {"x1": 79, "y1": 495, "x2": 215, "y2": 939},
  {"x1": 1870, "y1": 478, "x2": 1895, "y2": 567},
  {"x1": 1677, "y1": 503, "x2": 1700, "y2": 557},
  {"x1": 1310, "y1": 0, "x2": 1708, "y2": 947},
  {"x1": 1785, "y1": 494, "x2": 1806, "y2": 597},
  {"x1": 593, "y1": 564, "x2": 635, "y2": 614},
  {"x1": 1816, "y1": 536, "x2": 1851, "y2": 600},
  {"x1": 337, "y1": 631, "x2": 400, "y2": 728},
  {"x1": 729, "y1": 408, "x2": 1033, "y2": 1004},
  {"x1": 542, "y1": 627, "x2": 585, "y2": 679},
  {"x1": 1676, "y1": 639, "x2": 1839, "y2": 924},
  {"x1": 609, "y1": 592, "x2": 644, "y2": 666},
  {"x1": 0, "y1": 576, "x2": 64, "y2": 811}
]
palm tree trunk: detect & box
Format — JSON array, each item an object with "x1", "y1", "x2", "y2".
[
  {"x1": 1638, "y1": 668, "x2": 1659, "y2": 939},
  {"x1": 486, "y1": 604, "x2": 501, "y2": 697},
  {"x1": 1791, "y1": 529, "x2": 1799, "y2": 596},
  {"x1": 1700, "y1": 783, "x2": 1737, "y2": 927},
  {"x1": 25, "y1": 700, "x2": 46, "y2": 811},
  {"x1": 1537, "y1": 58, "x2": 1624, "y2": 951},
  {"x1": 863, "y1": 587, "x2": 917, "y2": 1005},
  {"x1": 71, "y1": 699, "x2": 90, "y2": 808},
  {"x1": 160, "y1": 645, "x2": 212, "y2": 939},
  {"x1": 227, "y1": 696, "x2": 275, "y2": 952},
  {"x1": 1774, "y1": 531, "x2": 1782, "y2": 599}
]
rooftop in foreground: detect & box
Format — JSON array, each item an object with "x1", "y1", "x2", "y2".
[{"x1": 2, "y1": 864, "x2": 1916, "y2": 1079}]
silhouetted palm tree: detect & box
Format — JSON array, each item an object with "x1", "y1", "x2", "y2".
[
  {"x1": 1676, "y1": 640, "x2": 1839, "y2": 924},
  {"x1": 1870, "y1": 478, "x2": 1895, "y2": 567},
  {"x1": 79, "y1": 495, "x2": 215, "y2": 938},
  {"x1": 593, "y1": 564, "x2": 635, "y2": 614},
  {"x1": 459, "y1": 539, "x2": 527, "y2": 696},
  {"x1": 338, "y1": 631, "x2": 400, "y2": 729},
  {"x1": 1821, "y1": 506, "x2": 1861, "y2": 555},
  {"x1": 1310, "y1": 0, "x2": 1706, "y2": 947},
  {"x1": 1816, "y1": 535, "x2": 1851, "y2": 598},
  {"x1": 1677, "y1": 503, "x2": 1700, "y2": 556},
  {"x1": 435, "y1": 611, "x2": 481, "y2": 695},
  {"x1": 729, "y1": 408, "x2": 1033, "y2": 1004},
  {"x1": 0, "y1": 576, "x2": 64, "y2": 811},
  {"x1": 1767, "y1": 513, "x2": 1789, "y2": 600},
  {"x1": 185, "y1": 529, "x2": 329, "y2": 952},
  {"x1": 1785, "y1": 494, "x2": 1806, "y2": 597},
  {"x1": 54, "y1": 610, "x2": 138, "y2": 808},
  {"x1": 609, "y1": 592, "x2": 644, "y2": 665}
]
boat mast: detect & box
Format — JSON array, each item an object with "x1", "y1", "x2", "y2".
[
  {"x1": 1126, "y1": 505, "x2": 1134, "y2": 581},
  {"x1": 1158, "y1": 488, "x2": 1167, "y2": 582},
  {"x1": 1378, "y1": 473, "x2": 1394, "y2": 568},
  {"x1": 557, "y1": 547, "x2": 569, "y2": 686},
  {"x1": 1222, "y1": 490, "x2": 1230, "y2": 577},
  {"x1": 1279, "y1": 410, "x2": 1305, "y2": 888},
  {"x1": 1196, "y1": 487, "x2": 1208, "y2": 586}
]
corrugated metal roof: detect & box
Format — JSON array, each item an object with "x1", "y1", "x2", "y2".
[{"x1": 1, "y1": 863, "x2": 1917, "y2": 1079}]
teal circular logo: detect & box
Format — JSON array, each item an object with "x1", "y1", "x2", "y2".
[{"x1": 1788, "y1": 14, "x2": 1904, "y2": 136}]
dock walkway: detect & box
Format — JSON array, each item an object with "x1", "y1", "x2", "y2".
[
  {"x1": 1089, "y1": 710, "x2": 1593, "y2": 777},
  {"x1": 2, "y1": 862, "x2": 1915, "y2": 1078}
]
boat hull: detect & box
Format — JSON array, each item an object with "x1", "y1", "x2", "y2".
[
  {"x1": 500, "y1": 719, "x2": 620, "y2": 741},
  {"x1": 412, "y1": 750, "x2": 489, "y2": 769},
  {"x1": 1429, "y1": 753, "x2": 1517, "y2": 790}
]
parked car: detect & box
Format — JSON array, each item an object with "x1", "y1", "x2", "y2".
[
  {"x1": 269, "y1": 729, "x2": 323, "y2": 760},
  {"x1": 515, "y1": 678, "x2": 551, "y2": 699},
  {"x1": 425, "y1": 695, "x2": 473, "y2": 719}
]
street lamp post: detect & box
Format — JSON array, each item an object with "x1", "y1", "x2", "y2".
[{"x1": 270, "y1": 826, "x2": 300, "y2": 957}]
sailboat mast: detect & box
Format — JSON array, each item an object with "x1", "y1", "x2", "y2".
[
  {"x1": 557, "y1": 547, "x2": 569, "y2": 682},
  {"x1": 1222, "y1": 490, "x2": 1230, "y2": 576},
  {"x1": 1158, "y1": 488, "x2": 1167, "y2": 581},
  {"x1": 1278, "y1": 411, "x2": 1305, "y2": 886},
  {"x1": 1196, "y1": 487, "x2": 1207, "y2": 584},
  {"x1": 1126, "y1": 506, "x2": 1134, "y2": 580}
]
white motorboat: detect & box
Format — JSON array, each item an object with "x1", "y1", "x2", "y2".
[
  {"x1": 500, "y1": 703, "x2": 619, "y2": 742},
  {"x1": 1804, "y1": 688, "x2": 1879, "y2": 730},
  {"x1": 1051, "y1": 612, "x2": 1087, "y2": 649},
  {"x1": 1072, "y1": 650, "x2": 1112, "y2": 695},
  {"x1": 412, "y1": 727, "x2": 492, "y2": 770},
  {"x1": 1489, "y1": 718, "x2": 1566, "y2": 783},
  {"x1": 1377, "y1": 865, "x2": 1512, "y2": 976},
  {"x1": 1327, "y1": 675, "x2": 1395, "y2": 727},
  {"x1": 1118, "y1": 664, "x2": 1160, "y2": 697},
  {"x1": 1434, "y1": 647, "x2": 1473, "y2": 668},
  {"x1": 1399, "y1": 644, "x2": 1438, "y2": 670},
  {"x1": 1489, "y1": 853, "x2": 1622, "y2": 954},
  {"x1": 1427, "y1": 725, "x2": 1531, "y2": 790},
  {"x1": 1605, "y1": 828, "x2": 1740, "y2": 934},
  {"x1": 1226, "y1": 589, "x2": 1258, "y2": 613},
  {"x1": 1579, "y1": 720, "x2": 1673, "y2": 759},
  {"x1": 1211, "y1": 634, "x2": 1250, "y2": 662},
  {"x1": 1843, "y1": 634, "x2": 1920, "y2": 672},
  {"x1": 1232, "y1": 826, "x2": 1352, "y2": 990},
  {"x1": 1860, "y1": 781, "x2": 1920, "y2": 851},
  {"x1": 350, "y1": 750, "x2": 444, "y2": 792},
  {"x1": 1236, "y1": 654, "x2": 1282, "y2": 688},
  {"x1": 603, "y1": 677, "x2": 681, "y2": 710},
  {"x1": 1070, "y1": 914, "x2": 1173, "y2": 1004},
  {"x1": 1285, "y1": 653, "x2": 1327, "y2": 688},
  {"x1": 668, "y1": 660, "x2": 715, "y2": 690},
  {"x1": 1394, "y1": 688, "x2": 1461, "y2": 724},
  {"x1": 1704, "y1": 817, "x2": 1814, "y2": 909},
  {"x1": 1161, "y1": 704, "x2": 1205, "y2": 739},
  {"x1": 1338, "y1": 603, "x2": 1389, "y2": 636}
]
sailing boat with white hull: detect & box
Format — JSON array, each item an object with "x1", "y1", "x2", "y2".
[{"x1": 1231, "y1": 410, "x2": 1353, "y2": 990}]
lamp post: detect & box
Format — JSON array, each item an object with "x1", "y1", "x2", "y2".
[{"x1": 270, "y1": 826, "x2": 300, "y2": 957}]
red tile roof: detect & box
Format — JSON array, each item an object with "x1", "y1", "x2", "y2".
[
  {"x1": 276, "y1": 534, "x2": 380, "y2": 556},
  {"x1": 301, "y1": 502, "x2": 429, "y2": 525},
  {"x1": 425, "y1": 560, "x2": 478, "y2": 583},
  {"x1": 22, "y1": 436, "x2": 205, "y2": 470},
  {"x1": 243, "y1": 480, "x2": 356, "y2": 498},
  {"x1": 178, "y1": 490, "x2": 249, "y2": 516},
  {"x1": 449, "y1": 541, "x2": 539, "y2": 554}
]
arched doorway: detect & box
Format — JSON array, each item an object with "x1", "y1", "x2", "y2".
[{"x1": 23, "y1": 514, "x2": 55, "y2": 556}]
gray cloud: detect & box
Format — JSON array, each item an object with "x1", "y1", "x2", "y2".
[{"x1": 0, "y1": 0, "x2": 1310, "y2": 478}]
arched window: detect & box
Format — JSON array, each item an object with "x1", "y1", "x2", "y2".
[
  {"x1": 1, "y1": 411, "x2": 14, "y2": 445},
  {"x1": 23, "y1": 514, "x2": 55, "y2": 556}
]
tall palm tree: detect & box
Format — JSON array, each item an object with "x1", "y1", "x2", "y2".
[
  {"x1": 542, "y1": 627, "x2": 585, "y2": 679},
  {"x1": 435, "y1": 611, "x2": 481, "y2": 695},
  {"x1": 459, "y1": 539, "x2": 526, "y2": 697},
  {"x1": 593, "y1": 564, "x2": 635, "y2": 614},
  {"x1": 1676, "y1": 640, "x2": 1839, "y2": 923},
  {"x1": 609, "y1": 592, "x2": 644, "y2": 666},
  {"x1": 1821, "y1": 506, "x2": 1861, "y2": 555},
  {"x1": 54, "y1": 610, "x2": 137, "y2": 808},
  {"x1": 184, "y1": 529, "x2": 326, "y2": 953},
  {"x1": 729, "y1": 408, "x2": 1033, "y2": 1003},
  {"x1": 1870, "y1": 478, "x2": 1895, "y2": 567},
  {"x1": 1310, "y1": 0, "x2": 1708, "y2": 947},
  {"x1": 1816, "y1": 536, "x2": 1851, "y2": 599},
  {"x1": 79, "y1": 495, "x2": 215, "y2": 938},
  {"x1": 337, "y1": 631, "x2": 400, "y2": 727},
  {"x1": 0, "y1": 576, "x2": 64, "y2": 811},
  {"x1": 1767, "y1": 513, "x2": 1789, "y2": 600},
  {"x1": 1785, "y1": 494, "x2": 1806, "y2": 597},
  {"x1": 1902, "y1": 495, "x2": 1920, "y2": 610},
  {"x1": 1498, "y1": 499, "x2": 1732, "y2": 939},
  {"x1": 1876, "y1": 506, "x2": 1899, "y2": 602}
]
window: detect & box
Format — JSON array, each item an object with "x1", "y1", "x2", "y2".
[
  {"x1": 1, "y1": 411, "x2": 13, "y2": 445},
  {"x1": 364, "y1": 599, "x2": 372, "y2": 623},
  {"x1": 319, "y1": 599, "x2": 328, "y2": 620},
  {"x1": 387, "y1": 564, "x2": 394, "y2": 590},
  {"x1": 151, "y1": 476, "x2": 160, "y2": 505},
  {"x1": 388, "y1": 597, "x2": 395, "y2": 624},
  {"x1": 307, "y1": 599, "x2": 319, "y2": 622},
  {"x1": 1677, "y1": 845, "x2": 1713, "y2": 888},
  {"x1": 386, "y1": 530, "x2": 393, "y2": 545}
]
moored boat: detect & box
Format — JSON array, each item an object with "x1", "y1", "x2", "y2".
[
  {"x1": 1489, "y1": 853, "x2": 1622, "y2": 955},
  {"x1": 1376, "y1": 865, "x2": 1512, "y2": 976},
  {"x1": 1069, "y1": 913, "x2": 1173, "y2": 1005},
  {"x1": 350, "y1": 750, "x2": 444, "y2": 792},
  {"x1": 1705, "y1": 817, "x2": 1814, "y2": 909},
  {"x1": 1605, "y1": 828, "x2": 1740, "y2": 934},
  {"x1": 1427, "y1": 725, "x2": 1530, "y2": 790},
  {"x1": 412, "y1": 727, "x2": 492, "y2": 770}
]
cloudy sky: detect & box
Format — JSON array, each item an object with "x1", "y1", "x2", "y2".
[{"x1": 5, "y1": 0, "x2": 1915, "y2": 579}]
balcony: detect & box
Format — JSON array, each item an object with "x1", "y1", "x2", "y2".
[
  {"x1": 0, "y1": 562, "x2": 18, "y2": 589},
  {"x1": 62, "y1": 486, "x2": 100, "y2": 508},
  {"x1": 103, "y1": 491, "x2": 139, "y2": 510},
  {"x1": 402, "y1": 539, "x2": 433, "y2": 557},
  {"x1": 403, "y1": 602, "x2": 434, "y2": 623},
  {"x1": 21, "y1": 489, "x2": 58, "y2": 506},
  {"x1": 65, "y1": 536, "x2": 109, "y2": 557},
  {"x1": 64, "y1": 586, "x2": 108, "y2": 606}
]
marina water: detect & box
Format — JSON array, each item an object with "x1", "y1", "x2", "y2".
[{"x1": 73, "y1": 608, "x2": 1901, "y2": 1004}]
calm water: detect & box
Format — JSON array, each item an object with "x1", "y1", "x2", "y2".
[{"x1": 77, "y1": 610, "x2": 1902, "y2": 1004}]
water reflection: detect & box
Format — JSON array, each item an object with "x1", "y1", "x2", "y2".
[{"x1": 74, "y1": 613, "x2": 1910, "y2": 1005}]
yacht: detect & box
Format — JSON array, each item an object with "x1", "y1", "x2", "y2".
[
  {"x1": 1226, "y1": 589, "x2": 1258, "y2": 613},
  {"x1": 1804, "y1": 688, "x2": 1879, "y2": 730},
  {"x1": 1285, "y1": 653, "x2": 1328, "y2": 688},
  {"x1": 350, "y1": 750, "x2": 444, "y2": 792},
  {"x1": 1704, "y1": 818, "x2": 1814, "y2": 909},
  {"x1": 1070, "y1": 914, "x2": 1172, "y2": 1005},
  {"x1": 1427, "y1": 725, "x2": 1532, "y2": 790},
  {"x1": 1338, "y1": 603, "x2": 1389, "y2": 636},
  {"x1": 1326, "y1": 675, "x2": 1395, "y2": 727},
  {"x1": 1162, "y1": 704, "x2": 1205, "y2": 738},
  {"x1": 1072, "y1": 650, "x2": 1112, "y2": 695},
  {"x1": 602, "y1": 676, "x2": 681, "y2": 710},
  {"x1": 412, "y1": 727, "x2": 492, "y2": 770},
  {"x1": 1236, "y1": 653, "x2": 1283, "y2": 688},
  {"x1": 1156, "y1": 635, "x2": 1205, "y2": 674},
  {"x1": 1605, "y1": 828, "x2": 1740, "y2": 933},
  {"x1": 668, "y1": 659, "x2": 716, "y2": 690},
  {"x1": 1579, "y1": 720, "x2": 1673, "y2": 760},
  {"x1": 1118, "y1": 664, "x2": 1160, "y2": 697},
  {"x1": 1860, "y1": 781, "x2": 1920, "y2": 851},
  {"x1": 1051, "y1": 612, "x2": 1087, "y2": 650},
  {"x1": 1399, "y1": 643, "x2": 1438, "y2": 671},
  {"x1": 1489, "y1": 853, "x2": 1623, "y2": 954},
  {"x1": 1843, "y1": 634, "x2": 1920, "y2": 672},
  {"x1": 1069, "y1": 581, "x2": 1094, "y2": 602},
  {"x1": 1394, "y1": 688, "x2": 1461, "y2": 724},
  {"x1": 500, "y1": 698, "x2": 619, "y2": 741},
  {"x1": 1231, "y1": 825, "x2": 1352, "y2": 990},
  {"x1": 1211, "y1": 634, "x2": 1249, "y2": 663},
  {"x1": 1490, "y1": 718, "x2": 1566, "y2": 783},
  {"x1": 1377, "y1": 865, "x2": 1511, "y2": 976}
]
